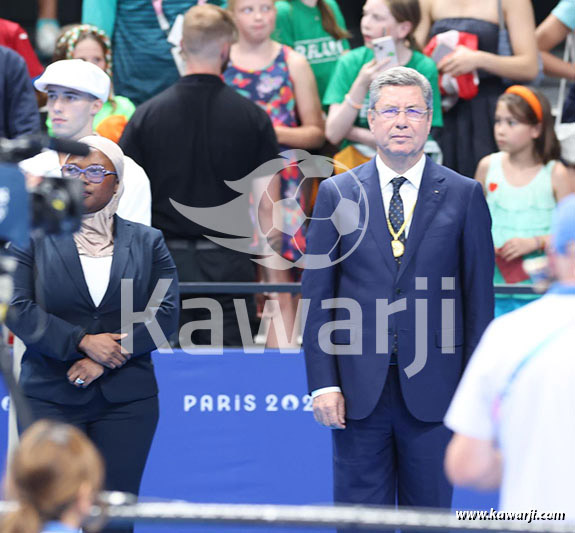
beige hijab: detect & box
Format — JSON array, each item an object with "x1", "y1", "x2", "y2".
[{"x1": 70, "y1": 135, "x2": 125, "y2": 257}]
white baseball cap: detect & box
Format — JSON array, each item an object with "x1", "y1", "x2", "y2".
[{"x1": 34, "y1": 59, "x2": 111, "y2": 101}]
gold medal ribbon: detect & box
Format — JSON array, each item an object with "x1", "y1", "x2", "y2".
[{"x1": 385, "y1": 200, "x2": 417, "y2": 258}]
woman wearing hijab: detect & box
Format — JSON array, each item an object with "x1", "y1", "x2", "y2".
[{"x1": 7, "y1": 136, "x2": 179, "y2": 533}]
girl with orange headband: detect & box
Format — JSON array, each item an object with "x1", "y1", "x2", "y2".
[{"x1": 475, "y1": 85, "x2": 574, "y2": 316}]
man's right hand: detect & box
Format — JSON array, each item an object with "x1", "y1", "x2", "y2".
[
  {"x1": 313, "y1": 392, "x2": 346, "y2": 429},
  {"x1": 78, "y1": 333, "x2": 131, "y2": 369}
]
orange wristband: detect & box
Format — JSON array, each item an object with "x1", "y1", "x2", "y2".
[{"x1": 345, "y1": 94, "x2": 363, "y2": 110}]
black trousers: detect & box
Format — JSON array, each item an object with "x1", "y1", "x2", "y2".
[
  {"x1": 22, "y1": 390, "x2": 159, "y2": 533},
  {"x1": 168, "y1": 241, "x2": 257, "y2": 347}
]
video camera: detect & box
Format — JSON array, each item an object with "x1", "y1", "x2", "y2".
[
  {"x1": 0, "y1": 134, "x2": 91, "y2": 430},
  {"x1": 0, "y1": 134, "x2": 90, "y2": 428},
  {"x1": 0, "y1": 134, "x2": 89, "y2": 246}
]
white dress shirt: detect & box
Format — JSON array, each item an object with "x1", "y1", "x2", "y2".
[
  {"x1": 311, "y1": 154, "x2": 425, "y2": 399},
  {"x1": 79, "y1": 256, "x2": 113, "y2": 307}
]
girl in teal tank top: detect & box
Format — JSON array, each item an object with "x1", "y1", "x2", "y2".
[{"x1": 475, "y1": 86, "x2": 573, "y2": 317}]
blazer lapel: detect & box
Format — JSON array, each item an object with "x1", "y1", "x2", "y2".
[
  {"x1": 361, "y1": 160, "x2": 397, "y2": 274},
  {"x1": 397, "y1": 157, "x2": 446, "y2": 280},
  {"x1": 99, "y1": 216, "x2": 133, "y2": 309},
  {"x1": 50, "y1": 235, "x2": 94, "y2": 308}
]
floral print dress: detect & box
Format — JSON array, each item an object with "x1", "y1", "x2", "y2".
[{"x1": 224, "y1": 45, "x2": 306, "y2": 262}]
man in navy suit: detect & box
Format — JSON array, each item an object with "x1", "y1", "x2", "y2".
[{"x1": 302, "y1": 67, "x2": 494, "y2": 522}]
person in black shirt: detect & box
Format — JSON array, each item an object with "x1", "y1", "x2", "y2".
[{"x1": 120, "y1": 4, "x2": 279, "y2": 348}]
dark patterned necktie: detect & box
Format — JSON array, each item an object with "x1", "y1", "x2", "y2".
[{"x1": 389, "y1": 176, "x2": 407, "y2": 266}]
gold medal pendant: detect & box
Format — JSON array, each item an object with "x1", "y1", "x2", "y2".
[
  {"x1": 391, "y1": 240, "x2": 405, "y2": 258},
  {"x1": 386, "y1": 198, "x2": 416, "y2": 260}
]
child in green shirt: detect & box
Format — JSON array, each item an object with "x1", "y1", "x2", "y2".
[{"x1": 272, "y1": 0, "x2": 350, "y2": 101}]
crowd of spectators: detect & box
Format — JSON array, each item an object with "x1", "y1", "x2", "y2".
[{"x1": 1, "y1": 0, "x2": 575, "y2": 343}]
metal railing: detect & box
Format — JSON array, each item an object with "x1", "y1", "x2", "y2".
[
  {"x1": 177, "y1": 282, "x2": 539, "y2": 295},
  {"x1": 1, "y1": 498, "x2": 572, "y2": 532}
]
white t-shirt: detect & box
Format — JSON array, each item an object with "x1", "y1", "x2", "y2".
[
  {"x1": 19, "y1": 150, "x2": 152, "y2": 226},
  {"x1": 445, "y1": 291, "x2": 575, "y2": 515}
]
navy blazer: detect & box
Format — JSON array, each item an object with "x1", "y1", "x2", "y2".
[
  {"x1": 302, "y1": 157, "x2": 495, "y2": 423},
  {"x1": 7, "y1": 216, "x2": 180, "y2": 405},
  {"x1": 0, "y1": 46, "x2": 41, "y2": 139}
]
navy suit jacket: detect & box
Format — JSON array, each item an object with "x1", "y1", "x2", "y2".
[
  {"x1": 0, "y1": 46, "x2": 40, "y2": 139},
  {"x1": 6, "y1": 216, "x2": 180, "y2": 405},
  {"x1": 302, "y1": 157, "x2": 494, "y2": 423}
]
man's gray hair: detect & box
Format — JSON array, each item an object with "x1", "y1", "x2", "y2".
[{"x1": 368, "y1": 67, "x2": 433, "y2": 113}]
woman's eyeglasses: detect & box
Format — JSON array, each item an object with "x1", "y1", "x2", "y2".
[{"x1": 61, "y1": 164, "x2": 117, "y2": 184}]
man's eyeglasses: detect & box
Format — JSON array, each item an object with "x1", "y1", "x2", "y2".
[
  {"x1": 61, "y1": 164, "x2": 117, "y2": 184},
  {"x1": 372, "y1": 107, "x2": 429, "y2": 122}
]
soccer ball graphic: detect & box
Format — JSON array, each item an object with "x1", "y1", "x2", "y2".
[
  {"x1": 169, "y1": 149, "x2": 369, "y2": 271},
  {"x1": 256, "y1": 150, "x2": 368, "y2": 270}
]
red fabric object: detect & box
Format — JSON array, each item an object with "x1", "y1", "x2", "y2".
[
  {"x1": 423, "y1": 30, "x2": 479, "y2": 104},
  {"x1": 0, "y1": 18, "x2": 44, "y2": 78},
  {"x1": 495, "y1": 255, "x2": 530, "y2": 284}
]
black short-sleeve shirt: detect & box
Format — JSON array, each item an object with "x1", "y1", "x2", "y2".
[{"x1": 120, "y1": 74, "x2": 279, "y2": 240}]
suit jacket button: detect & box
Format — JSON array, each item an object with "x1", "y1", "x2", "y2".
[
  {"x1": 395, "y1": 288, "x2": 402, "y2": 295},
  {"x1": 92, "y1": 313, "x2": 99, "y2": 320}
]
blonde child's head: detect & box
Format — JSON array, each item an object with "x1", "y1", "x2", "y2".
[{"x1": 2, "y1": 421, "x2": 104, "y2": 533}]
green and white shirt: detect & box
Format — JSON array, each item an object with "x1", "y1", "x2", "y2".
[{"x1": 272, "y1": 0, "x2": 350, "y2": 100}]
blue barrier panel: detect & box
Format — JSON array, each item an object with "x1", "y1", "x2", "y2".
[
  {"x1": 138, "y1": 349, "x2": 332, "y2": 533},
  {"x1": 138, "y1": 349, "x2": 498, "y2": 533},
  {"x1": 0, "y1": 350, "x2": 498, "y2": 532}
]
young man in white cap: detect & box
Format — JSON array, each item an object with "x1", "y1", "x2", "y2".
[
  {"x1": 444, "y1": 194, "x2": 575, "y2": 517},
  {"x1": 20, "y1": 58, "x2": 151, "y2": 225}
]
